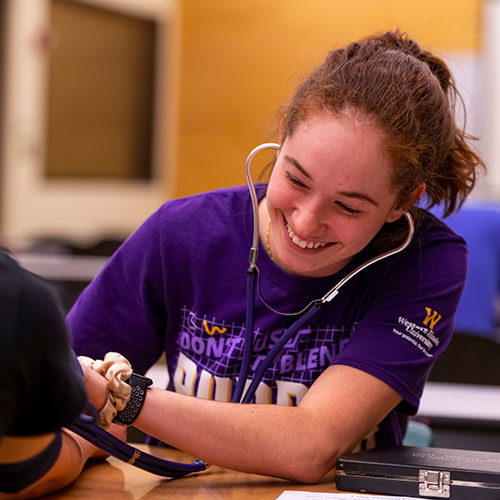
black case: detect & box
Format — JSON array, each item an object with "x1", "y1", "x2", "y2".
[{"x1": 336, "y1": 446, "x2": 500, "y2": 499}]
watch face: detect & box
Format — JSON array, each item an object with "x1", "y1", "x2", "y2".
[{"x1": 131, "y1": 373, "x2": 153, "y2": 385}]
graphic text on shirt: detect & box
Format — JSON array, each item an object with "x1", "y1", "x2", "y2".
[{"x1": 172, "y1": 307, "x2": 354, "y2": 405}]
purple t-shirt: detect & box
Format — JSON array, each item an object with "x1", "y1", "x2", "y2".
[{"x1": 68, "y1": 186, "x2": 467, "y2": 446}]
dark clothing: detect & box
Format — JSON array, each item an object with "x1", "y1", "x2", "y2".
[{"x1": 0, "y1": 251, "x2": 87, "y2": 438}]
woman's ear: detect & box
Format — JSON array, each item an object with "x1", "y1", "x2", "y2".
[
  {"x1": 385, "y1": 183, "x2": 426, "y2": 223},
  {"x1": 408, "y1": 183, "x2": 426, "y2": 205},
  {"x1": 386, "y1": 207, "x2": 403, "y2": 223}
]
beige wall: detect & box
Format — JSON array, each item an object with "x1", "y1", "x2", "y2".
[{"x1": 174, "y1": 0, "x2": 483, "y2": 198}]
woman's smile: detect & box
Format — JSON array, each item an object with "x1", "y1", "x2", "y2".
[{"x1": 286, "y1": 223, "x2": 331, "y2": 250}]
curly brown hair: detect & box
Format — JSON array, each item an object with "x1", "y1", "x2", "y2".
[{"x1": 280, "y1": 30, "x2": 485, "y2": 217}]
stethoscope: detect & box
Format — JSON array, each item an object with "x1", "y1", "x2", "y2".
[
  {"x1": 231, "y1": 142, "x2": 415, "y2": 404},
  {"x1": 69, "y1": 143, "x2": 414, "y2": 479}
]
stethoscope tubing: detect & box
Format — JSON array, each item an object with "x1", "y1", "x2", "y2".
[
  {"x1": 68, "y1": 418, "x2": 207, "y2": 478},
  {"x1": 231, "y1": 267, "x2": 257, "y2": 403},
  {"x1": 245, "y1": 142, "x2": 281, "y2": 269},
  {"x1": 232, "y1": 142, "x2": 280, "y2": 403}
]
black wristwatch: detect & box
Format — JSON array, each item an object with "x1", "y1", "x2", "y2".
[{"x1": 113, "y1": 373, "x2": 153, "y2": 426}]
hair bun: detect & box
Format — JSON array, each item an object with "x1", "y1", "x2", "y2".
[
  {"x1": 375, "y1": 30, "x2": 451, "y2": 93},
  {"x1": 418, "y1": 52, "x2": 452, "y2": 93}
]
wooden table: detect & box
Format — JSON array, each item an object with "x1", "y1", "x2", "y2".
[{"x1": 41, "y1": 445, "x2": 340, "y2": 499}]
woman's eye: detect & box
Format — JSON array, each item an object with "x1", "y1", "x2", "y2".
[
  {"x1": 336, "y1": 202, "x2": 361, "y2": 215},
  {"x1": 285, "y1": 172, "x2": 307, "y2": 188}
]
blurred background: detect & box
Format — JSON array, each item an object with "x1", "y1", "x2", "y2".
[
  {"x1": 1, "y1": 0, "x2": 499, "y2": 449},
  {"x1": 1, "y1": 0, "x2": 495, "y2": 246}
]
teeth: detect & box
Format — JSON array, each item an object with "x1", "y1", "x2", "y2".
[{"x1": 287, "y1": 224, "x2": 328, "y2": 249}]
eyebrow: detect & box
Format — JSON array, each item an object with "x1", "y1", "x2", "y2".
[
  {"x1": 284, "y1": 154, "x2": 379, "y2": 207},
  {"x1": 337, "y1": 191, "x2": 379, "y2": 207},
  {"x1": 284, "y1": 155, "x2": 312, "y2": 179}
]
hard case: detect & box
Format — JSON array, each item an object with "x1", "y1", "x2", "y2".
[{"x1": 336, "y1": 446, "x2": 500, "y2": 499}]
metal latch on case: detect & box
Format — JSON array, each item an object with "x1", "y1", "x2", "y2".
[{"x1": 419, "y1": 469, "x2": 451, "y2": 498}]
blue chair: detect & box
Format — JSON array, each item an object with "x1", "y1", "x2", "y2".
[
  {"x1": 429, "y1": 202, "x2": 500, "y2": 384},
  {"x1": 430, "y1": 202, "x2": 500, "y2": 341}
]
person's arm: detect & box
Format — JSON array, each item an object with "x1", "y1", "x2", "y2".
[
  {"x1": 129, "y1": 364, "x2": 401, "y2": 484},
  {"x1": 0, "y1": 425, "x2": 128, "y2": 500},
  {"x1": 0, "y1": 430, "x2": 96, "y2": 500},
  {"x1": 0, "y1": 364, "x2": 126, "y2": 500}
]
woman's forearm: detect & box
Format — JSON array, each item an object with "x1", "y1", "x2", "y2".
[
  {"x1": 135, "y1": 388, "x2": 334, "y2": 483},
  {"x1": 133, "y1": 365, "x2": 401, "y2": 484}
]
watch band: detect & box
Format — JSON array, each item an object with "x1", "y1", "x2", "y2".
[{"x1": 113, "y1": 373, "x2": 153, "y2": 426}]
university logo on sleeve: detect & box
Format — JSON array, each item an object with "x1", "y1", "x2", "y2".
[{"x1": 423, "y1": 307, "x2": 442, "y2": 330}]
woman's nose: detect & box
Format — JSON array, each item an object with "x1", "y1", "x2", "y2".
[{"x1": 291, "y1": 200, "x2": 327, "y2": 237}]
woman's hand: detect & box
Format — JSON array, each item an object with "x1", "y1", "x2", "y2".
[
  {"x1": 79, "y1": 361, "x2": 108, "y2": 411},
  {"x1": 78, "y1": 361, "x2": 127, "y2": 457}
]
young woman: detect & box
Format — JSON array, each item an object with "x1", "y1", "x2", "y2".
[
  {"x1": 6, "y1": 29, "x2": 483, "y2": 495},
  {"x1": 70, "y1": 30, "x2": 483, "y2": 482}
]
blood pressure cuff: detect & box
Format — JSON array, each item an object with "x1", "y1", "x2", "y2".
[
  {"x1": 0, "y1": 251, "x2": 87, "y2": 438},
  {"x1": 0, "y1": 431, "x2": 62, "y2": 493}
]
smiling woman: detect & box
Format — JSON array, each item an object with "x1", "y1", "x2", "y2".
[{"x1": 19, "y1": 30, "x2": 485, "y2": 494}]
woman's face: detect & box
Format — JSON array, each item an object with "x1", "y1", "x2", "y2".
[{"x1": 262, "y1": 112, "x2": 403, "y2": 278}]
